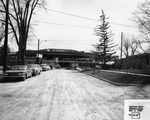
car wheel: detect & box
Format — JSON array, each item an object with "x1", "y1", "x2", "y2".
[
  {"x1": 29, "y1": 73, "x2": 32, "y2": 78},
  {"x1": 22, "y1": 75, "x2": 27, "y2": 81},
  {"x1": 34, "y1": 72, "x2": 37, "y2": 76}
]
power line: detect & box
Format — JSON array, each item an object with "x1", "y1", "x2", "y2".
[
  {"x1": 42, "y1": 7, "x2": 138, "y2": 28},
  {"x1": 37, "y1": 21, "x2": 94, "y2": 29},
  {"x1": 12, "y1": 2, "x2": 138, "y2": 28},
  {"x1": 37, "y1": 21, "x2": 138, "y2": 29},
  {"x1": 110, "y1": 22, "x2": 137, "y2": 28},
  {"x1": 44, "y1": 8, "x2": 99, "y2": 22},
  {"x1": 31, "y1": 39, "x2": 97, "y2": 41}
]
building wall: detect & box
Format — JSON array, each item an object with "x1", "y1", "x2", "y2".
[{"x1": 115, "y1": 54, "x2": 150, "y2": 69}]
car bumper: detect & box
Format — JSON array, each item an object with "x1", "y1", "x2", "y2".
[
  {"x1": 42, "y1": 69, "x2": 48, "y2": 71},
  {"x1": 2, "y1": 76, "x2": 26, "y2": 80},
  {"x1": 3, "y1": 76, "x2": 25, "y2": 78}
]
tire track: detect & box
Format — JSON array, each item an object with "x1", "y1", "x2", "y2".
[{"x1": 70, "y1": 71, "x2": 124, "y2": 120}]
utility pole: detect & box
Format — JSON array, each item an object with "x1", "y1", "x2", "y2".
[
  {"x1": 3, "y1": 0, "x2": 9, "y2": 72},
  {"x1": 37, "y1": 39, "x2": 46, "y2": 64},
  {"x1": 120, "y1": 32, "x2": 123, "y2": 59},
  {"x1": 37, "y1": 39, "x2": 40, "y2": 64}
]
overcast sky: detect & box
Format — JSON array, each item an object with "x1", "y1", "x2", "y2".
[{"x1": 26, "y1": 0, "x2": 143, "y2": 55}]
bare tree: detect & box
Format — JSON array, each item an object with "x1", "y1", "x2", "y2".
[
  {"x1": 119, "y1": 34, "x2": 146, "y2": 69},
  {"x1": 130, "y1": 35, "x2": 142, "y2": 55},
  {"x1": 121, "y1": 35, "x2": 141, "y2": 58},
  {"x1": 121, "y1": 38, "x2": 131, "y2": 58},
  {"x1": 0, "y1": 0, "x2": 46, "y2": 64},
  {"x1": 133, "y1": 0, "x2": 150, "y2": 52},
  {"x1": 0, "y1": 22, "x2": 5, "y2": 43}
]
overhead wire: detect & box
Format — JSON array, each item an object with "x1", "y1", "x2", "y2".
[
  {"x1": 40, "y1": 7, "x2": 138, "y2": 28},
  {"x1": 36, "y1": 20, "x2": 138, "y2": 29},
  {"x1": 17, "y1": 2, "x2": 138, "y2": 28},
  {"x1": 36, "y1": 21, "x2": 94, "y2": 29},
  {"x1": 31, "y1": 39, "x2": 97, "y2": 41},
  {"x1": 44, "y1": 8, "x2": 98, "y2": 22}
]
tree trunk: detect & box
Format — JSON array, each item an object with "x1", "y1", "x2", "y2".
[
  {"x1": 18, "y1": 33, "x2": 26, "y2": 65},
  {"x1": 21, "y1": 48, "x2": 25, "y2": 65},
  {"x1": 17, "y1": 47, "x2": 20, "y2": 65}
]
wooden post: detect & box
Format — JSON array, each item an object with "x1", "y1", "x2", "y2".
[
  {"x1": 121, "y1": 32, "x2": 123, "y2": 59},
  {"x1": 37, "y1": 39, "x2": 40, "y2": 64}
]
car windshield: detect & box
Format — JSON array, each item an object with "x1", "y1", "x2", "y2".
[
  {"x1": 28, "y1": 64, "x2": 37, "y2": 68},
  {"x1": 0, "y1": 66, "x2": 3, "y2": 70},
  {"x1": 41, "y1": 64, "x2": 47, "y2": 66},
  {"x1": 11, "y1": 65, "x2": 26, "y2": 70}
]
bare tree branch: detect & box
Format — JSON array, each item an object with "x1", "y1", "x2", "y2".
[{"x1": 0, "y1": 0, "x2": 46, "y2": 64}]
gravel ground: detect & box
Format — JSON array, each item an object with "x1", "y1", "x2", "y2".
[{"x1": 0, "y1": 69, "x2": 149, "y2": 120}]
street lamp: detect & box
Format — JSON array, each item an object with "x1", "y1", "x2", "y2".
[{"x1": 37, "y1": 39, "x2": 47, "y2": 64}]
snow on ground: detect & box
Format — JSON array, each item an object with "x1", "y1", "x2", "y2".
[{"x1": 0, "y1": 69, "x2": 149, "y2": 120}]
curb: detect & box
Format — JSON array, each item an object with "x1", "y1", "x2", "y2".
[
  {"x1": 83, "y1": 72, "x2": 140, "y2": 86},
  {"x1": 101, "y1": 70, "x2": 150, "y2": 77}
]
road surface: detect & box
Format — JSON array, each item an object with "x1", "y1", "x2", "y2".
[{"x1": 0, "y1": 69, "x2": 149, "y2": 120}]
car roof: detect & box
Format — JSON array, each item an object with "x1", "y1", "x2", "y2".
[
  {"x1": 12, "y1": 65, "x2": 26, "y2": 67},
  {"x1": 27, "y1": 64, "x2": 37, "y2": 65},
  {"x1": 41, "y1": 64, "x2": 48, "y2": 65},
  {"x1": 27, "y1": 64, "x2": 38, "y2": 66}
]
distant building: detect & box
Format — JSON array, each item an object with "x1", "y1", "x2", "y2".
[
  {"x1": 115, "y1": 53, "x2": 150, "y2": 69},
  {"x1": 1, "y1": 48, "x2": 118, "y2": 69},
  {"x1": 7, "y1": 48, "x2": 93, "y2": 68}
]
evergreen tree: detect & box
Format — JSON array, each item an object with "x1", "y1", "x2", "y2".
[{"x1": 93, "y1": 10, "x2": 117, "y2": 66}]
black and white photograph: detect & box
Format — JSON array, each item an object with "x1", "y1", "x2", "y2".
[{"x1": 0, "y1": 0, "x2": 150, "y2": 120}]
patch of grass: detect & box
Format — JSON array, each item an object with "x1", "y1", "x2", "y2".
[
  {"x1": 83, "y1": 70, "x2": 150, "y2": 85},
  {"x1": 115, "y1": 69, "x2": 150, "y2": 75}
]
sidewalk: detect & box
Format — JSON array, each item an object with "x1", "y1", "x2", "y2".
[{"x1": 101, "y1": 69, "x2": 150, "y2": 77}]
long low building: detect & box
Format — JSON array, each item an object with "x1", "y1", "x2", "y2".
[
  {"x1": 1, "y1": 48, "x2": 118, "y2": 69},
  {"x1": 8, "y1": 48, "x2": 94, "y2": 68}
]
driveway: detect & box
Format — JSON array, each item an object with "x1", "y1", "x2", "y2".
[{"x1": 0, "y1": 69, "x2": 149, "y2": 120}]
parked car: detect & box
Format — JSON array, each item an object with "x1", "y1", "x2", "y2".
[
  {"x1": 3, "y1": 65, "x2": 32, "y2": 81},
  {"x1": 55, "y1": 64, "x2": 61, "y2": 69},
  {"x1": 0, "y1": 66, "x2": 3, "y2": 81},
  {"x1": 27, "y1": 64, "x2": 42, "y2": 76},
  {"x1": 40, "y1": 64, "x2": 50, "y2": 71}
]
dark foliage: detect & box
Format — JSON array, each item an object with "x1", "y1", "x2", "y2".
[{"x1": 93, "y1": 10, "x2": 117, "y2": 65}]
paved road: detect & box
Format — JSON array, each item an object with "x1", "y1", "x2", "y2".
[{"x1": 0, "y1": 69, "x2": 149, "y2": 120}]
